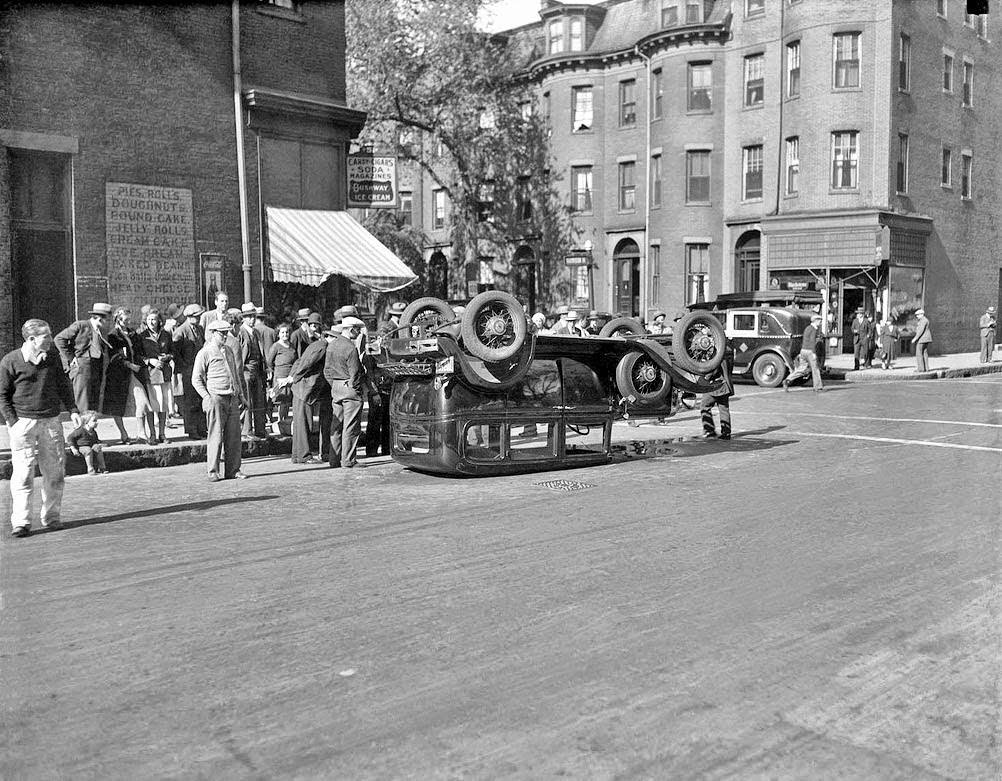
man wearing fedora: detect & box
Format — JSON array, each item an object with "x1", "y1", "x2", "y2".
[
  {"x1": 979, "y1": 305, "x2": 997, "y2": 362},
  {"x1": 172, "y1": 303, "x2": 208, "y2": 439},
  {"x1": 238, "y1": 303, "x2": 268, "y2": 438},
  {"x1": 911, "y1": 308, "x2": 933, "y2": 372},
  {"x1": 784, "y1": 313, "x2": 826, "y2": 392},
  {"x1": 283, "y1": 325, "x2": 338, "y2": 464},
  {"x1": 192, "y1": 320, "x2": 247, "y2": 481},
  {"x1": 380, "y1": 301, "x2": 407, "y2": 338},
  {"x1": 850, "y1": 307, "x2": 872, "y2": 370},
  {"x1": 199, "y1": 290, "x2": 229, "y2": 332},
  {"x1": 54, "y1": 301, "x2": 114, "y2": 413},
  {"x1": 290, "y1": 309, "x2": 320, "y2": 360},
  {"x1": 550, "y1": 305, "x2": 572, "y2": 335},
  {"x1": 324, "y1": 317, "x2": 365, "y2": 468}
]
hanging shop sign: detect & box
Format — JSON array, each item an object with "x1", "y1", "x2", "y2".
[{"x1": 347, "y1": 154, "x2": 398, "y2": 208}]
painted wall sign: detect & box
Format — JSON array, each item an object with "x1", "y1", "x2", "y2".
[
  {"x1": 347, "y1": 154, "x2": 397, "y2": 208},
  {"x1": 105, "y1": 182, "x2": 197, "y2": 312}
]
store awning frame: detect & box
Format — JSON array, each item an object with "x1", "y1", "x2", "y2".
[{"x1": 266, "y1": 207, "x2": 418, "y2": 292}]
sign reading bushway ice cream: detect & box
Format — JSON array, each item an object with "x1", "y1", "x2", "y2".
[
  {"x1": 347, "y1": 154, "x2": 397, "y2": 208},
  {"x1": 105, "y1": 183, "x2": 197, "y2": 312}
]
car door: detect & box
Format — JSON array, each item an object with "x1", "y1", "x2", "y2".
[
  {"x1": 559, "y1": 357, "x2": 613, "y2": 464},
  {"x1": 726, "y1": 310, "x2": 759, "y2": 371}
]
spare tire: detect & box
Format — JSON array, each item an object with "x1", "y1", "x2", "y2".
[
  {"x1": 599, "y1": 317, "x2": 646, "y2": 338},
  {"x1": 398, "y1": 297, "x2": 455, "y2": 334},
  {"x1": 671, "y1": 311, "x2": 726, "y2": 374},
  {"x1": 460, "y1": 290, "x2": 528, "y2": 362},
  {"x1": 615, "y1": 352, "x2": 671, "y2": 406}
]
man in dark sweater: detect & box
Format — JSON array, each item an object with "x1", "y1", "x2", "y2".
[
  {"x1": 0, "y1": 319, "x2": 81, "y2": 537},
  {"x1": 283, "y1": 327, "x2": 338, "y2": 464},
  {"x1": 324, "y1": 317, "x2": 365, "y2": 468}
]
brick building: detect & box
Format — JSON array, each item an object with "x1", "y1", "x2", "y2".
[
  {"x1": 0, "y1": 0, "x2": 414, "y2": 355},
  {"x1": 404, "y1": 0, "x2": 999, "y2": 353}
]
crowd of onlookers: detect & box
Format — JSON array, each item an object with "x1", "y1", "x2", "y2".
[{"x1": 531, "y1": 305, "x2": 671, "y2": 337}]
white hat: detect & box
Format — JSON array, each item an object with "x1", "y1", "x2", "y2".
[
  {"x1": 206, "y1": 320, "x2": 231, "y2": 332},
  {"x1": 340, "y1": 316, "x2": 365, "y2": 328},
  {"x1": 915, "y1": 308, "x2": 925, "y2": 316}
]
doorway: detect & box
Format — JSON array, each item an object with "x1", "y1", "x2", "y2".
[
  {"x1": 513, "y1": 246, "x2": 536, "y2": 314},
  {"x1": 428, "y1": 251, "x2": 448, "y2": 300},
  {"x1": 613, "y1": 239, "x2": 640, "y2": 316},
  {"x1": 735, "y1": 231, "x2": 761, "y2": 292}
]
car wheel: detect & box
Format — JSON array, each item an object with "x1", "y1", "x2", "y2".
[
  {"x1": 752, "y1": 353, "x2": 787, "y2": 387},
  {"x1": 671, "y1": 311, "x2": 726, "y2": 374},
  {"x1": 399, "y1": 297, "x2": 455, "y2": 333},
  {"x1": 599, "y1": 317, "x2": 646, "y2": 338},
  {"x1": 615, "y1": 352, "x2": 671, "y2": 406},
  {"x1": 461, "y1": 291, "x2": 528, "y2": 362}
]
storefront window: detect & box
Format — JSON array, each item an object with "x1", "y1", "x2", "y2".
[{"x1": 887, "y1": 266, "x2": 924, "y2": 327}]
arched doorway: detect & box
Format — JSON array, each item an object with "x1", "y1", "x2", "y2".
[
  {"x1": 513, "y1": 245, "x2": 536, "y2": 313},
  {"x1": 614, "y1": 239, "x2": 640, "y2": 316},
  {"x1": 735, "y1": 231, "x2": 761, "y2": 292},
  {"x1": 428, "y1": 251, "x2": 448, "y2": 300}
]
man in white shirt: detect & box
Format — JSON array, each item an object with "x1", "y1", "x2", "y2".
[{"x1": 193, "y1": 320, "x2": 247, "y2": 482}]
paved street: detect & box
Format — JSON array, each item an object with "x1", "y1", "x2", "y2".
[{"x1": 2, "y1": 375, "x2": 1001, "y2": 779}]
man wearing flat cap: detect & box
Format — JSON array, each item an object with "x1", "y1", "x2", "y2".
[
  {"x1": 54, "y1": 301, "x2": 114, "y2": 413},
  {"x1": 290, "y1": 310, "x2": 320, "y2": 360},
  {"x1": 171, "y1": 304, "x2": 208, "y2": 439},
  {"x1": 238, "y1": 303, "x2": 268, "y2": 438},
  {"x1": 379, "y1": 301, "x2": 407, "y2": 338},
  {"x1": 324, "y1": 316, "x2": 365, "y2": 468},
  {"x1": 911, "y1": 308, "x2": 933, "y2": 372},
  {"x1": 783, "y1": 313, "x2": 826, "y2": 392},
  {"x1": 192, "y1": 320, "x2": 247, "y2": 481},
  {"x1": 979, "y1": 305, "x2": 997, "y2": 363}
]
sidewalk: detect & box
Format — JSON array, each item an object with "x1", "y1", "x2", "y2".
[{"x1": 2, "y1": 349, "x2": 1000, "y2": 477}]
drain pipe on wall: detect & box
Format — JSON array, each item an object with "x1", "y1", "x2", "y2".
[
  {"x1": 636, "y1": 44, "x2": 652, "y2": 321},
  {"x1": 232, "y1": 0, "x2": 253, "y2": 303}
]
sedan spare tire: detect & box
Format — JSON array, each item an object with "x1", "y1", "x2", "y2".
[
  {"x1": 398, "y1": 297, "x2": 456, "y2": 334},
  {"x1": 615, "y1": 352, "x2": 671, "y2": 406},
  {"x1": 461, "y1": 291, "x2": 528, "y2": 362},
  {"x1": 671, "y1": 311, "x2": 726, "y2": 374},
  {"x1": 599, "y1": 317, "x2": 646, "y2": 338}
]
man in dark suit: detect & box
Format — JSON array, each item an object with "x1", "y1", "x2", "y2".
[
  {"x1": 171, "y1": 304, "x2": 208, "y2": 439},
  {"x1": 54, "y1": 301, "x2": 114, "y2": 413},
  {"x1": 324, "y1": 316, "x2": 365, "y2": 468},
  {"x1": 851, "y1": 307, "x2": 873, "y2": 370},
  {"x1": 284, "y1": 326, "x2": 338, "y2": 464},
  {"x1": 289, "y1": 310, "x2": 320, "y2": 359}
]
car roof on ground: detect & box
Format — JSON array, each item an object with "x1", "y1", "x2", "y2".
[{"x1": 688, "y1": 290, "x2": 824, "y2": 311}]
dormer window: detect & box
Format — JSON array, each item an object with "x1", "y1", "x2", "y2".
[
  {"x1": 685, "y1": 0, "x2": 702, "y2": 23},
  {"x1": 548, "y1": 19, "x2": 563, "y2": 54},
  {"x1": 662, "y1": 3, "x2": 679, "y2": 27},
  {"x1": 569, "y1": 18, "x2": 584, "y2": 51}
]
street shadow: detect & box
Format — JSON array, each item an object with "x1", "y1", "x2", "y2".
[
  {"x1": 58, "y1": 495, "x2": 280, "y2": 530},
  {"x1": 670, "y1": 435, "x2": 797, "y2": 458}
]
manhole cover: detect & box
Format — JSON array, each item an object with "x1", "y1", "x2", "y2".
[{"x1": 533, "y1": 479, "x2": 596, "y2": 492}]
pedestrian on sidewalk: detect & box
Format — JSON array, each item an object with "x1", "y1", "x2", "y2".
[
  {"x1": 266, "y1": 323, "x2": 296, "y2": 427},
  {"x1": 172, "y1": 304, "x2": 208, "y2": 440},
  {"x1": 877, "y1": 317, "x2": 897, "y2": 370},
  {"x1": 67, "y1": 410, "x2": 107, "y2": 474},
  {"x1": 911, "y1": 309, "x2": 933, "y2": 372},
  {"x1": 137, "y1": 308, "x2": 174, "y2": 444},
  {"x1": 192, "y1": 320, "x2": 247, "y2": 482},
  {"x1": 1, "y1": 319, "x2": 81, "y2": 537},
  {"x1": 700, "y1": 343, "x2": 734, "y2": 440},
  {"x1": 324, "y1": 317, "x2": 365, "y2": 468},
  {"x1": 784, "y1": 314, "x2": 826, "y2": 392},
  {"x1": 54, "y1": 301, "x2": 113, "y2": 414},
  {"x1": 979, "y1": 305, "x2": 996, "y2": 363},
  {"x1": 238, "y1": 303, "x2": 268, "y2": 439},
  {"x1": 283, "y1": 326, "x2": 338, "y2": 464},
  {"x1": 851, "y1": 308, "x2": 872, "y2": 370}
]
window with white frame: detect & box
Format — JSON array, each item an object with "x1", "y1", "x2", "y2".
[
  {"x1": 688, "y1": 62, "x2": 712, "y2": 111},
  {"x1": 432, "y1": 189, "x2": 446, "y2": 229},
  {"x1": 571, "y1": 165, "x2": 593, "y2": 212},
  {"x1": 548, "y1": 19, "x2": 563, "y2": 54},
  {"x1": 786, "y1": 41, "x2": 800, "y2": 97},
  {"x1": 651, "y1": 244, "x2": 661, "y2": 305},
  {"x1": 571, "y1": 86, "x2": 593, "y2": 131},
  {"x1": 662, "y1": 2, "x2": 678, "y2": 26},
  {"x1": 896, "y1": 133, "x2": 908, "y2": 194},
  {"x1": 743, "y1": 145, "x2": 764, "y2": 199},
  {"x1": 898, "y1": 33, "x2": 910, "y2": 91},
  {"x1": 569, "y1": 18, "x2": 584, "y2": 51},
  {"x1": 962, "y1": 60, "x2": 974, "y2": 106},
  {"x1": 831, "y1": 131, "x2": 858, "y2": 189},
  {"x1": 943, "y1": 52, "x2": 954, "y2": 91},
  {"x1": 833, "y1": 32, "x2": 860, "y2": 88},
  {"x1": 746, "y1": 0, "x2": 765, "y2": 17},
  {"x1": 651, "y1": 154, "x2": 663, "y2": 207},
  {"x1": 744, "y1": 53, "x2": 765, "y2": 106},
  {"x1": 618, "y1": 161, "x2": 636, "y2": 211},
  {"x1": 941, "y1": 147, "x2": 952, "y2": 187},
  {"x1": 685, "y1": 244, "x2": 710, "y2": 305},
  {"x1": 686, "y1": 150, "x2": 710, "y2": 203},
  {"x1": 573, "y1": 265, "x2": 589, "y2": 301},
  {"x1": 937, "y1": 0, "x2": 947, "y2": 18},
  {"x1": 977, "y1": 14, "x2": 988, "y2": 38},
  {"x1": 786, "y1": 137, "x2": 799, "y2": 195},
  {"x1": 685, "y1": 0, "x2": 702, "y2": 23},
  {"x1": 653, "y1": 68, "x2": 664, "y2": 118},
  {"x1": 399, "y1": 191, "x2": 413, "y2": 226},
  {"x1": 619, "y1": 80, "x2": 637, "y2": 126},
  {"x1": 961, "y1": 152, "x2": 973, "y2": 199}
]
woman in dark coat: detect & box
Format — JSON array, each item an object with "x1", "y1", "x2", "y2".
[
  {"x1": 105, "y1": 307, "x2": 155, "y2": 444},
  {"x1": 137, "y1": 308, "x2": 174, "y2": 443}
]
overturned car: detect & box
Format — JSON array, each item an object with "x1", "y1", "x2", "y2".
[{"x1": 376, "y1": 292, "x2": 727, "y2": 476}]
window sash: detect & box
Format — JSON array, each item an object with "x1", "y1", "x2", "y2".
[
  {"x1": 786, "y1": 138, "x2": 799, "y2": 194},
  {"x1": 834, "y1": 33, "x2": 860, "y2": 88},
  {"x1": 746, "y1": 0, "x2": 765, "y2": 16},
  {"x1": 685, "y1": 244, "x2": 709, "y2": 305},
  {"x1": 432, "y1": 190, "x2": 446, "y2": 228},
  {"x1": 831, "y1": 132, "x2": 858, "y2": 189},
  {"x1": 961, "y1": 154, "x2": 973, "y2": 198},
  {"x1": 662, "y1": 4, "x2": 678, "y2": 26},
  {"x1": 571, "y1": 167, "x2": 593, "y2": 211},
  {"x1": 549, "y1": 20, "x2": 563, "y2": 54},
  {"x1": 963, "y1": 63, "x2": 973, "y2": 106},
  {"x1": 686, "y1": 151, "x2": 710, "y2": 202},
  {"x1": 745, "y1": 54, "x2": 765, "y2": 105},
  {"x1": 941, "y1": 148, "x2": 952, "y2": 186},
  {"x1": 569, "y1": 18, "x2": 583, "y2": 51},
  {"x1": 618, "y1": 162, "x2": 636, "y2": 210},
  {"x1": 619, "y1": 80, "x2": 637, "y2": 126},
  {"x1": 572, "y1": 87, "x2": 593, "y2": 131},
  {"x1": 899, "y1": 34, "x2": 910, "y2": 90},
  {"x1": 787, "y1": 42, "x2": 801, "y2": 97},
  {"x1": 399, "y1": 192, "x2": 413, "y2": 225},
  {"x1": 743, "y1": 146, "x2": 763, "y2": 199},
  {"x1": 688, "y1": 63, "x2": 712, "y2": 111},
  {"x1": 653, "y1": 70, "x2": 664, "y2": 118},
  {"x1": 651, "y1": 155, "x2": 663, "y2": 207},
  {"x1": 943, "y1": 55, "x2": 953, "y2": 91},
  {"x1": 685, "y1": 0, "x2": 702, "y2": 23},
  {"x1": 896, "y1": 134, "x2": 908, "y2": 193}
]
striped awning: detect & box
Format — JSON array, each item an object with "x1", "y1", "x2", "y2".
[{"x1": 266, "y1": 207, "x2": 418, "y2": 291}]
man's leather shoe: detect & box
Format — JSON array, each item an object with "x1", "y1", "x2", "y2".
[
  {"x1": 207, "y1": 472, "x2": 220, "y2": 482},
  {"x1": 10, "y1": 526, "x2": 30, "y2": 538}
]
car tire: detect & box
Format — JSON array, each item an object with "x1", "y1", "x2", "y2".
[
  {"x1": 751, "y1": 352, "x2": 787, "y2": 387},
  {"x1": 671, "y1": 311, "x2": 726, "y2": 374},
  {"x1": 615, "y1": 352, "x2": 671, "y2": 406},
  {"x1": 599, "y1": 317, "x2": 646, "y2": 338},
  {"x1": 461, "y1": 291, "x2": 528, "y2": 362},
  {"x1": 399, "y1": 297, "x2": 456, "y2": 333}
]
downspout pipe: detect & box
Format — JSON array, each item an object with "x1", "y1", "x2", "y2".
[
  {"x1": 636, "y1": 44, "x2": 652, "y2": 321},
  {"x1": 232, "y1": 0, "x2": 253, "y2": 303}
]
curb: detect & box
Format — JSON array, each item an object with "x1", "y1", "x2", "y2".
[
  {"x1": 839, "y1": 362, "x2": 1002, "y2": 383},
  {"x1": 0, "y1": 436, "x2": 293, "y2": 481}
]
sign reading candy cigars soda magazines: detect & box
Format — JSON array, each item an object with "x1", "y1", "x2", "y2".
[
  {"x1": 347, "y1": 154, "x2": 398, "y2": 208},
  {"x1": 105, "y1": 183, "x2": 197, "y2": 313}
]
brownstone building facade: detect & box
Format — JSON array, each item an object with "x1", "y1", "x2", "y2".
[{"x1": 0, "y1": 0, "x2": 369, "y2": 354}]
